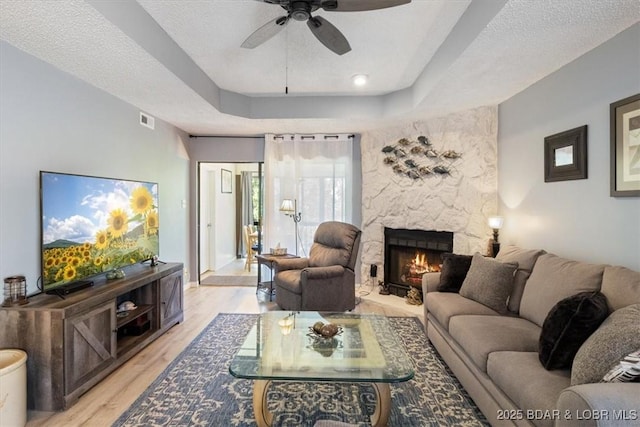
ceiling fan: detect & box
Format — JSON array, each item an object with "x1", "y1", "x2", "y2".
[{"x1": 242, "y1": 0, "x2": 412, "y2": 55}]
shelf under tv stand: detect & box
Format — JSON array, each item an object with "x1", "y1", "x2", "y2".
[
  {"x1": 0, "y1": 262, "x2": 184, "y2": 411},
  {"x1": 117, "y1": 304, "x2": 154, "y2": 328}
]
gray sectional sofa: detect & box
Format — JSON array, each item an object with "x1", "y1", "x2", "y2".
[{"x1": 421, "y1": 245, "x2": 640, "y2": 427}]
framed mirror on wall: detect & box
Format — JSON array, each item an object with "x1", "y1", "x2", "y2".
[{"x1": 544, "y1": 125, "x2": 588, "y2": 182}]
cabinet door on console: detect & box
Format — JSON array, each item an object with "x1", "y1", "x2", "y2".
[
  {"x1": 64, "y1": 301, "x2": 117, "y2": 394},
  {"x1": 160, "y1": 270, "x2": 183, "y2": 328}
]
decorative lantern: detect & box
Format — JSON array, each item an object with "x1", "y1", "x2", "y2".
[{"x1": 3, "y1": 276, "x2": 28, "y2": 307}]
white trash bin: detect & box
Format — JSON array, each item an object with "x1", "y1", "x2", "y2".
[{"x1": 0, "y1": 349, "x2": 27, "y2": 427}]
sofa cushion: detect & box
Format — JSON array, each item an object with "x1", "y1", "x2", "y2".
[
  {"x1": 600, "y1": 265, "x2": 640, "y2": 312},
  {"x1": 437, "y1": 253, "x2": 472, "y2": 292},
  {"x1": 425, "y1": 292, "x2": 499, "y2": 331},
  {"x1": 459, "y1": 253, "x2": 518, "y2": 314},
  {"x1": 519, "y1": 254, "x2": 605, "y2": 327},
  {"x1": 449, "y1": 315, "x2": 540, "y2": 372},
  {"x1": 488, "y1": 351, "x2": 570, "y2": 427},
  {"x1": 572, "y1": 303, "x2": 640, "y2": 385},
  {"x1": 495, "y1": 245, "x2": 546, "y2": 313},
  {"x1": 538, "y1": 291, "x2": 609, "y2": 370}
]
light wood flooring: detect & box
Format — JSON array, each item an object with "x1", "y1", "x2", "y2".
[
  {"x1": 27, "y1": 279, "x2": 423, "y2": 426},
  {"x1": 200, "y1": 258, "x2": 258, "y2": 281}
]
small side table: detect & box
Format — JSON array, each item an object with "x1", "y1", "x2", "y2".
[{"x1": 256, "y1": 253, "x2": 299, "y2": 301}]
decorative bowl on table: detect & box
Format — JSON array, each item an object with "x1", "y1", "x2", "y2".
[
  {"x1": 307, "y1": 322, "x2": 343, "y2": 357},
  {"x1": 307, "y1": 322, "x2": 343, "y2": 340},
  {"x1": 270, "y1": 247, "x2": 287, "y2": 255}
]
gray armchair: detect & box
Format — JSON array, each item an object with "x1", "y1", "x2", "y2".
[{"x1": 273, "y1": 221, "x2": 361, "y2": 312}]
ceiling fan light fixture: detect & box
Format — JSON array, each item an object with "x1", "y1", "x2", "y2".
[
  {"x1": 352, "y1": 74, "x2": 368, "y2": 86},
  {"x1": 290, "y1": 1, "x2": 312, "y2": 21},
  {"x1": 244, "y1": 0, "x2": 411, "y2": 54}
]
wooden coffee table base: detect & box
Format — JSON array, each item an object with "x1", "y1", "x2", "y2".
[{"x1": 253, "y1": 379, "x2": 391, "y2": 427}]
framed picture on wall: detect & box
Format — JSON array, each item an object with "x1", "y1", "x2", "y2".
[
  {"x1": 610, "y1": 93, "x2": 640, "y2": 197},
  {"x1": 544, "y1": 125, "x2": 588, "y2": 182},
  {"x1": 221, "y1": 169, "x2": 232, "y2": 193}
]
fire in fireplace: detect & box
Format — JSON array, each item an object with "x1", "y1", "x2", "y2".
[{"x1": 384, "y1": 228, "x2": 453, "y2": 298}]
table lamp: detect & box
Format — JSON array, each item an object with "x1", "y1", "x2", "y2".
[{"x1": 488, "y1": 216, "x2": 504, "y2": 257}]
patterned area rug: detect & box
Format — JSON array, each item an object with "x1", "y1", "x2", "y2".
[{"x1": 113, "y1": 314, "x2": 488, "y2": 427}]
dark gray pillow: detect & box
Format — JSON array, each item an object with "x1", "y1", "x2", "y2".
[
  {"x1": 538, "y1": 291, "x2": 609, "y2": 370},
  {"x1": 572, "y1": 303, "x2": 640, "y2": 385},
  {"x1": 459, "y1": 253, "x2": 518, "y2": 314},
  {"x1": 438, "y1": 253, "x2": 473, "y2": 293}
]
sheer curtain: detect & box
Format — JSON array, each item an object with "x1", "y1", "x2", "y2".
[{"x1": 264, "y1": 134, "x2": 353, "y2": 257}]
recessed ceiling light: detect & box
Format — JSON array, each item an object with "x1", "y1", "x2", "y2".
[{"x1": 352, "y1": 74, "x2": 368, "y2": 87}]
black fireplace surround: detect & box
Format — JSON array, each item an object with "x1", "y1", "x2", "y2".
[{"x1": 384, "y1": 227, "x2": 454, "y2": 297}]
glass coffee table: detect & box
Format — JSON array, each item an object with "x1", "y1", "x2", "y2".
[{"x1": 229, "y1": 311, "x2": 414, "y2": 427}]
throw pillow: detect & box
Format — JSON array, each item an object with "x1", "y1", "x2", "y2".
[
  {"x1": 437, "y1": 253, "x2": 473, "y2": 293},
  {"x1": 571, "y1": 303, "x2": 640, "y2": 385},
  {"x1": 538, "y1": 291, "x2": 609, "y2": 370},
  {"x1": 602, "y1": 349, "x2": 640, "y2": 382},
  {"x1": 459, "y1": 253, "x2": 518, "y2": 314}
]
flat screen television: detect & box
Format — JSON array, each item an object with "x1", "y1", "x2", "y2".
[{"x1": 40, "y1": 171, "x2": 159, "y2": 292}]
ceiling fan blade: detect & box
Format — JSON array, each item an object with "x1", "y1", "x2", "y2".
[
  {"x1": 321, "y1": 0, "x2": 411, "y2": 12},
  {"x1": 307, "y1": 16, "x2": 351, "y2": 55},
  {"x1": 241, "y1": 16, "x2": 289, "y2": 49}
]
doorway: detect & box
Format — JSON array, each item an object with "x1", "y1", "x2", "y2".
[{"x1": 197, "y1": 162, "x2": 263, "y2": 284}]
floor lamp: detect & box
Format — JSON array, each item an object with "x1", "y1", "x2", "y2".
[{"x1": 280, "y1": 199, "x2": 301, "y2": 255}]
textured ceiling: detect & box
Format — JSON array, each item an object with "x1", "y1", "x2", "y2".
[
  {"x1": 0, "y1": 0, "x2": 638, "y2": 136},
  {"x1": 137, "y1": 0, "x2": 469, "y2": 96}
]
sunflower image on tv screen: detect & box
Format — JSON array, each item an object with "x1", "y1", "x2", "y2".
[{"x1": 40, "y1": 172, "x2": 159, "y2": 289}]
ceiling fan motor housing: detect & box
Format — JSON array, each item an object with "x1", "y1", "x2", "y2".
[{"x1": 290, "y1": 1, "x2": 313, "y2": 21}]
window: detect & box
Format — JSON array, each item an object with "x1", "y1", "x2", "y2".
[{"x1": 265, "y1": 134, "x2": 353, "y2": 256}]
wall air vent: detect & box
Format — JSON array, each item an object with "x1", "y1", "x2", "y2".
[{"x1": 139, "y1": 112, "x2": 155, "y2": 130}]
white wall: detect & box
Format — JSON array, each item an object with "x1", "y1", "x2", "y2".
[
  {"x1": 0, "y1": 42, "x2": 190, "y2": 294},
  {"x1": 198, "y1": 163, "x2": 237, "y2": 272},
  {"x1": 498, "y1": 24, "x2": 640, "y2": 270},
  {"x1": 214, "y1": 164, "x2": 238, "y2": 269}
]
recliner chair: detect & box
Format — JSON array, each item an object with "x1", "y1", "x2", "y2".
[{"x1": 273, "y1": 221, "x2": 361, "y2": 312}]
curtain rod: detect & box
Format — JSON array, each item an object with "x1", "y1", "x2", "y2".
[
  {"x1": 274, "y1": 134, "x2": 355, "y2": 140},
  {"x1": 189, "y1": 134, "x2": 356, "y2": 139}
]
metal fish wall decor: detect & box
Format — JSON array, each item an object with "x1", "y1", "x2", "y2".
[
  {"x1": 380, "y1": 135, "x2": 462, "y2": 181},
  {"x1": 381, "y1": 145, "x2": 395, "y2": 153},
  {"x1": 441, "y1": 150, "x2": 462, "y2": 159}
]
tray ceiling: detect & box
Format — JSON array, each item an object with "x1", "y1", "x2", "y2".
[{"x1": 0, "y1": 0, "x2": 638, "y2": 135}]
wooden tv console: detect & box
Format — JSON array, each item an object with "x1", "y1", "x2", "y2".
[{"x1": 0, "y1": 262, "x2": 184, "y2": 411}]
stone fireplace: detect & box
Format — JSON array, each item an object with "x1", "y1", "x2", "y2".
[
  {"x1": 384, "y1": 228, "x2": 453, "y2": 297},
  {"x1": 358, "y1": 106, "x2": 498, "y2": 296}
]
